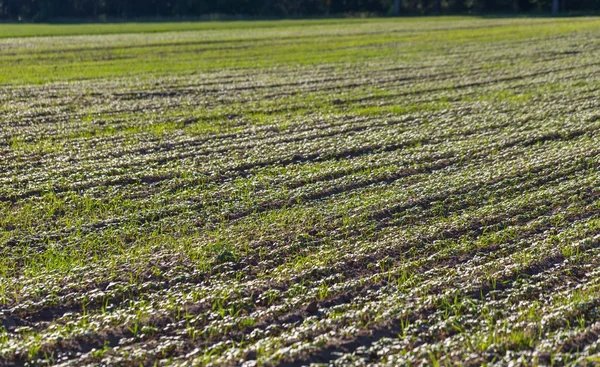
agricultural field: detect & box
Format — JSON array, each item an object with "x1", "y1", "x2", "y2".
[{"x1": 1, "y1": 16, "x2": 600, "y2": 366}]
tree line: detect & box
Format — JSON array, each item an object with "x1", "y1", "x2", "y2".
[{"x1": 0, "y1": 0, "x2": 596, "y2": 22}]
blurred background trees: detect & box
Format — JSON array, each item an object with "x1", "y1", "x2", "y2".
[{"x1": 0, "y1": 0, "x2": 596, "y2": 21}]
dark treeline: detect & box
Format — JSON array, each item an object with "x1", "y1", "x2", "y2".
[{"x1": 0, "y1": 0, "x2": 596, "y2": 21}]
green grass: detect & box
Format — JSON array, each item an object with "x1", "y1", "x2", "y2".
[
  {"x1": 0, "y1": 16, "x2": 600, "y2": 367},
  {"x1": 0, "y1": 17, "x2": 598, "y2": 84},
  {"x1": 0, "y1": 17, "x2": 475, "y2": 38}
]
